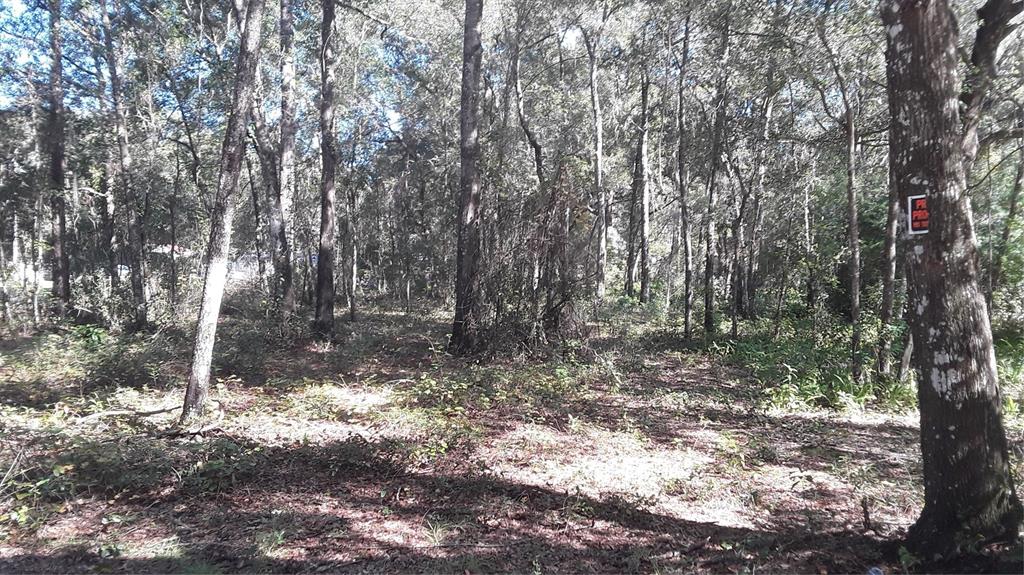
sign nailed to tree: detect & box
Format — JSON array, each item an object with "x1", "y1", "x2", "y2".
[{"x1": 908, "y1": 194, "x2": 929, "y2": 235}]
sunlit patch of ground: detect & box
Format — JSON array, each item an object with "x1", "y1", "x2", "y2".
[{"x1": 1, "y1": 304, "x2": 1021, "y2": 573}]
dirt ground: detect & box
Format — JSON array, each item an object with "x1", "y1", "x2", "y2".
[{"x1": 1, "y1": 306, "x2": 1022, "y2": 573}]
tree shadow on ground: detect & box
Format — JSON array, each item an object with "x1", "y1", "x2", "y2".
[{"x1": 3, "y1": 433, "x2": 895, "y2": 574}]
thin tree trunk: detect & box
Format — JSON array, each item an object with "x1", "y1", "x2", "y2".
[
  {"x1": 638, "y1": 72, "x2": 651, "y2": 304},
  {"x1": 47, "y1": 0, "x2": 70, "y2": 318},
  {"x1": 703, "y1": 7, "x2": 730, "y2": 338},
  {"x1": 450, "y1": 0, "x2": 484, "y2": 353},
  {"x1": 276, "y1": 0, "x2": 296, "y2": 316},
  {"x1": 181, "y1": 0, "x2": 266, "y2": 424},
  {"x1": 101, "y1": 0, "x2": 147, "y2": 328},
  {"x1": 314, "y1": 0, "x2": 338, "y2": 338},
  {"x1": 583, "y1": 28, "x2": 606, "y2": 301},
  {"x1": 676, "y1": 15, "x2": 692, "y2": 339},
  {"x1": 882, "y1": 0, "x2": 1022, "y2": 556},
  {"x1": 877, "y1": 155, "x2": 899, "y2": 377},
  {"x1": 844, "y1": 110, "x2": 861, "y2": 382}
]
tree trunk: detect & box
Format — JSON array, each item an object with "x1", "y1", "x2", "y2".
[
  {"x1": 877, "y1": 156, "x2": 899, "y2": 377},
  {"x1": 676, "y1": 16, "x2": 692, "y2": 339},
  {"x1": 313, "y1": 0, "x2": 338, "y2": 338},
  {"x1": 181, "y1": 0, "x2": 266, "y2": 424},
  {"x1": 47, "y1": 0, "x2": 70, "y2": 318},
  {"x1": 844, "y1": 110, "x2": 861, "y2": 383},
  {"x1": 276, "y1": 0, "x2": 296, "y2": 316},
  {"x1": 882, "y1": 0, "x2": 1022, "y2": 557},
  {"x1": 703, "y1": 8, "x2": 730, "y2": 338},
  {"x1": 450, "y1": 0, "x2": 484, "y2": 354},
  {"x1": 101, "y1": 0, "x2": 147, "y2": 328},
  {"x1": 583, "y1": 29, "x2": 606, "y2": 301},
  {"x1": 638, "y1": 72, "x2": 651, "y2": 304}
]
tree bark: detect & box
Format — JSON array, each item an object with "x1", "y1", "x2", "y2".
[
  {"x1": 882, "y1": 0, "x2": 1022, "y2": 557},
  {"x1": 180, "y1": 0, "x2": 266, "y2": 424},
  {"x1": 314, "y1": 0, "x2": 338, "y2": 338},
  {"x1": 450, "y1": 0, "x2": 484, "y2": 353}
]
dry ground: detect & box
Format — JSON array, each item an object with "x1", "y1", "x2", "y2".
[{"x1": 1, "y1": 303, "x2": 1022, "y2": 573}]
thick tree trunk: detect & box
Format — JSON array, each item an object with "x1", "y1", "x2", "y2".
[
  {"x1": 313, "y1": 0, "x2": 338, "y2": 338},
  {"x1": 276, "y1": 0, "x2": 296, "y2": 316},
  {"x1": 882, "y1": 0, "x2": 1022, "y2": 557},
  {"x1": 47, "y1": 0, "x2": 71, "y2": 317},
  {"x1": 181, "y1": 0, "x2": 266, "y2": 424},
  {"x1": 450, "y1": 0, "x2": 484, "y2": 353}
]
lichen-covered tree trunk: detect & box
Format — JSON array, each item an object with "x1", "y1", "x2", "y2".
[
  {"x1": 450, "y1": 0, "x2": 484, "y2": 353},
  {"x1": 180, "y1": 0, "x2": 266, "y2": 424},
  {"x1": 882, "y1": 0, "x2": 1022, "y2": 558},
  {"x1": 313, "y1": 0, "x2": 337, "y2": 338}
]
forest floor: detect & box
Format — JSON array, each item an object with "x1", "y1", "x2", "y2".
[{"x1": 1, "y1": 297, "x2": 1022, "y2": 574}]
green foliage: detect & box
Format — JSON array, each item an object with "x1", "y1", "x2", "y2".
[{"x1": 715, "y1": 316, "x2": 880, "y2": 411}]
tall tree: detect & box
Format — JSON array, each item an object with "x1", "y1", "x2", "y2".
[
  {"x1": 675, "y1": 13, "x2": 693, "y2": 339},
  {"x1": 450, "y1": 0, "x2": 484, "y2": 353},
  {"x1": 276, "y1": 0, "x2": 297, "y2": 316},
  {"x1": 181, "y1": 0, "x2": 267, "y2": 424},
  {"x1": 580, "y1": 4, "x2": 614, "y2": 302},
  {"x1": 637, "y1": 69, "x2": 651, "y2": 304},
  {"x1": 815, "y1": 11, "x2": 862, "y2": 382},
  {"x1": 882, "y1": 0, "x2": 1022, "y2": 557},
  {"x1": 313, "y1": 0, "x2": 338, "y2": 337},
  {"x1": 703, "y1": 4, "x2": 730, "y2": 338},
  {"x1": 47, "y1": 0, "x2": 70, "y2": 317},
  {"x1": 100, "y1": 0, "x2": 147, "y2": 328}
]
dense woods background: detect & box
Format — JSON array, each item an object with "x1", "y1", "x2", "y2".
[{"x1": 1, "y1": 0, "x2": 1024, "y2": 571}]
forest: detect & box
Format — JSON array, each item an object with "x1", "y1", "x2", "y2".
[{"x1": 1, "y1": 0, "x2": 1023, "y2": 571}]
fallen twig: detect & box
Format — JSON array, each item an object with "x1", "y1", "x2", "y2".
[{"x1": 77, "y1": 406, "x2": 181, "y2": 424}]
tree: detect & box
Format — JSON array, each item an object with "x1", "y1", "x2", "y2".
[
  {"x1": 702, "y1": 4, "x2": 730, "y2": 338},
  {"x1": 46, "y1": 0, "x2": 70, "y2": 317},
  {"x1": 181, "y1": 0, "x2": 267, "y2": 424},
  {"x1": 276, "y1": 0, "x2": 297, "y2": 316},
  {"x1": 450, "y1": 0, "x2": 484, "y2": 353},
  {"x1": 100, "y1": 0, "x2": 147, "y2": 329},
  {"x1": 314, "y1": 0, "x2": 338, "y2": 338},
  {"x1": 882, "y1": 0, "x2": 1023, "y2": 558}
]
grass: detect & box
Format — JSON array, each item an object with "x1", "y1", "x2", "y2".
[{"x1": 0, "y1": 292, "x2": 1022, "y2": 573}]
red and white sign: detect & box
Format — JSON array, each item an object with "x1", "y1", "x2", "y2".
[{"x1": 908, "y1": 194, "x2": 929, "y2": 235}]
